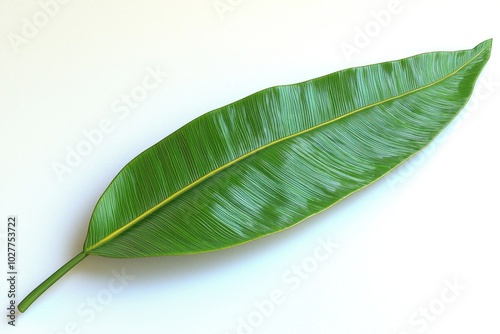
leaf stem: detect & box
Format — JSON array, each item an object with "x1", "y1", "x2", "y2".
[{"x1": 18, "y1": 251, "x2": 88, "y2": 313}]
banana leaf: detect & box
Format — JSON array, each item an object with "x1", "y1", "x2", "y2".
[{"x1": 18, "y1": 39, "x2": 492, "y2": 313}]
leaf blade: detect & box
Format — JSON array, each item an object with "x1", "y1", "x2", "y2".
[{"x1": 84, "y1": 39, "x2": 492, "y2": 257}]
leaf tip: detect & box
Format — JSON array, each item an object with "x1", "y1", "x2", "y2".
[{"x1": 476, "y1": 38, "x2": 493, "y2": 52}]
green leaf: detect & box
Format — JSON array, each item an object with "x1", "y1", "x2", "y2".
[{"x1": 19, "y1": 39, "x2": 492, "y2": 312}]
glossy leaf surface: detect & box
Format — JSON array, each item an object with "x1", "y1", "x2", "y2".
[{"x1": 85, "y1": 39, "x2": 492, "y2": 257}]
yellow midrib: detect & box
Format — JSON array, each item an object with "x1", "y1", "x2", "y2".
[{"x1": 86, "y1": 47, "x2": 486, "y2": 251}]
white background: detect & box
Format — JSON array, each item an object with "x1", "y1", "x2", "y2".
[{"x1": 1, "y1": 0, "x2": 499, "y2": 333}]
